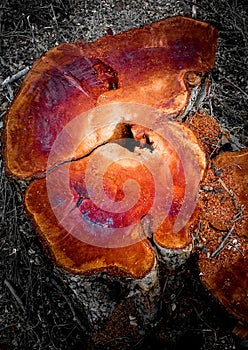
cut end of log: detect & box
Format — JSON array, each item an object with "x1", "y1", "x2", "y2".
[
  {"x1": 25, "y1": 176, "x2": 156, "y2": 279},
  {"x1": 3, "y1": 16, "x2": 217, "y2": 179},
  {"x1": 24, "y1": 103, "x2": 206, "y2": 277}
]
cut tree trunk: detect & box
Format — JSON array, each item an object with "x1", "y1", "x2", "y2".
[
  {"x1": 3, "y1": 15, "x2": 227, "y2": 348},
  {"x1": 23, "y1": 105, "x2": 206, "y2": 346}
]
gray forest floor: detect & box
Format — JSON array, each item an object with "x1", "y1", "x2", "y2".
[{"x1": 0, "y1": 0, "x2": 248, "y2": 349}]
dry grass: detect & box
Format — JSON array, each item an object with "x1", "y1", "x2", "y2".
[{"x1": 0, "y1": 0, "x2": 247, "y2": 349}]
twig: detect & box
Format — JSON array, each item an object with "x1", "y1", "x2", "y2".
[
  {"x1": 50, "y1": 278, "x2": 86, "y2": 332},
  {"x1": 224, "y1": 78, "x2": 248, "y2": 99},
  {"x1": 218, "y1": 178, "x2": 233, "y2": 195},
  {"x1": 230, "y1": 204, "x2": 247, "y2": 222},
  {"x1": 2, "y1": 67, "x2": 30, "y2": 86},
  {"x1": 231, "y1": 213, "x2": 248, "y2": 223},
  {"x1": 211, "y1": 224, "x2": 235, "y2": 258},
  {"x1": 26, "y1": 15, "x2": 39, "y2": 53},
  {"x1": 6, "y1": 84, "x2": 13, "y2": 101},
  {"x1": 159, "y1": 276, "x2": 168, "y2": 313},
  {"x1": 4, "y1": 279, "x2": 25, "y2": 313},
  {"x1": 227, "y1": 242, "x2": 245, "y2": 257},
  {"x1": 50, "y1": 3, "x2": 58, "y2": 28},
  {"x1": 218, "y1": 178, "x2": 240, "y2": 211},
  {"x1": 191, "y1": 302, "x2": 216, "y2": 334},
  {"x1": 192, "y1": 1, "x2": 197, "y2": 18}
]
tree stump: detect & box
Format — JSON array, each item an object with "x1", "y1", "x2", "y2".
[{"x1": 4, "y1": 14, "x2": 247, "y2": 348}]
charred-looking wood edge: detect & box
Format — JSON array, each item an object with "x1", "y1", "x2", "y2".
[
  {"x1": 56, "y1": 259, "x2": 160, "y2": 338},
  {"x1": 155, "y1": 242, "x2": 193, "y2": 269}
]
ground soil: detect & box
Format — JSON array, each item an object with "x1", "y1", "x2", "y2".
[{"x1": 0, "y1": 1, "x2": 247, "y2": 349}]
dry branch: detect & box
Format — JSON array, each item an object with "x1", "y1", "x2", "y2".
[
  {"x1": 2, "y1": 67, "x2": 30, "y2": 87},
  {"x1": 4, "y1": 279, "x2": 25, "y2": 313}
]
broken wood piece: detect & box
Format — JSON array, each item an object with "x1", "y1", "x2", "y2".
[{"x1": 195, "y1": 148, "x2": 248, "y2": 335}]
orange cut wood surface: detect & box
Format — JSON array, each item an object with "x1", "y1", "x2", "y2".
[
  {"x1": 3, "y1": 16, "x2": 217, "y2": 179},
  {"x1": 25, "y1": 176, "x2": 155, "y2": 279},
  {"x1": 24, "y1": 116, "x2": 206, "y2": 275},
  {"x1": 3, "y1": 16, "x2": 220, "y2": 279}
]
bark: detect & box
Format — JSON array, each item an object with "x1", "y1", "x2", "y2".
[{"x1": 57, "y1": 260, "x2": 161, "y2": 348}]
